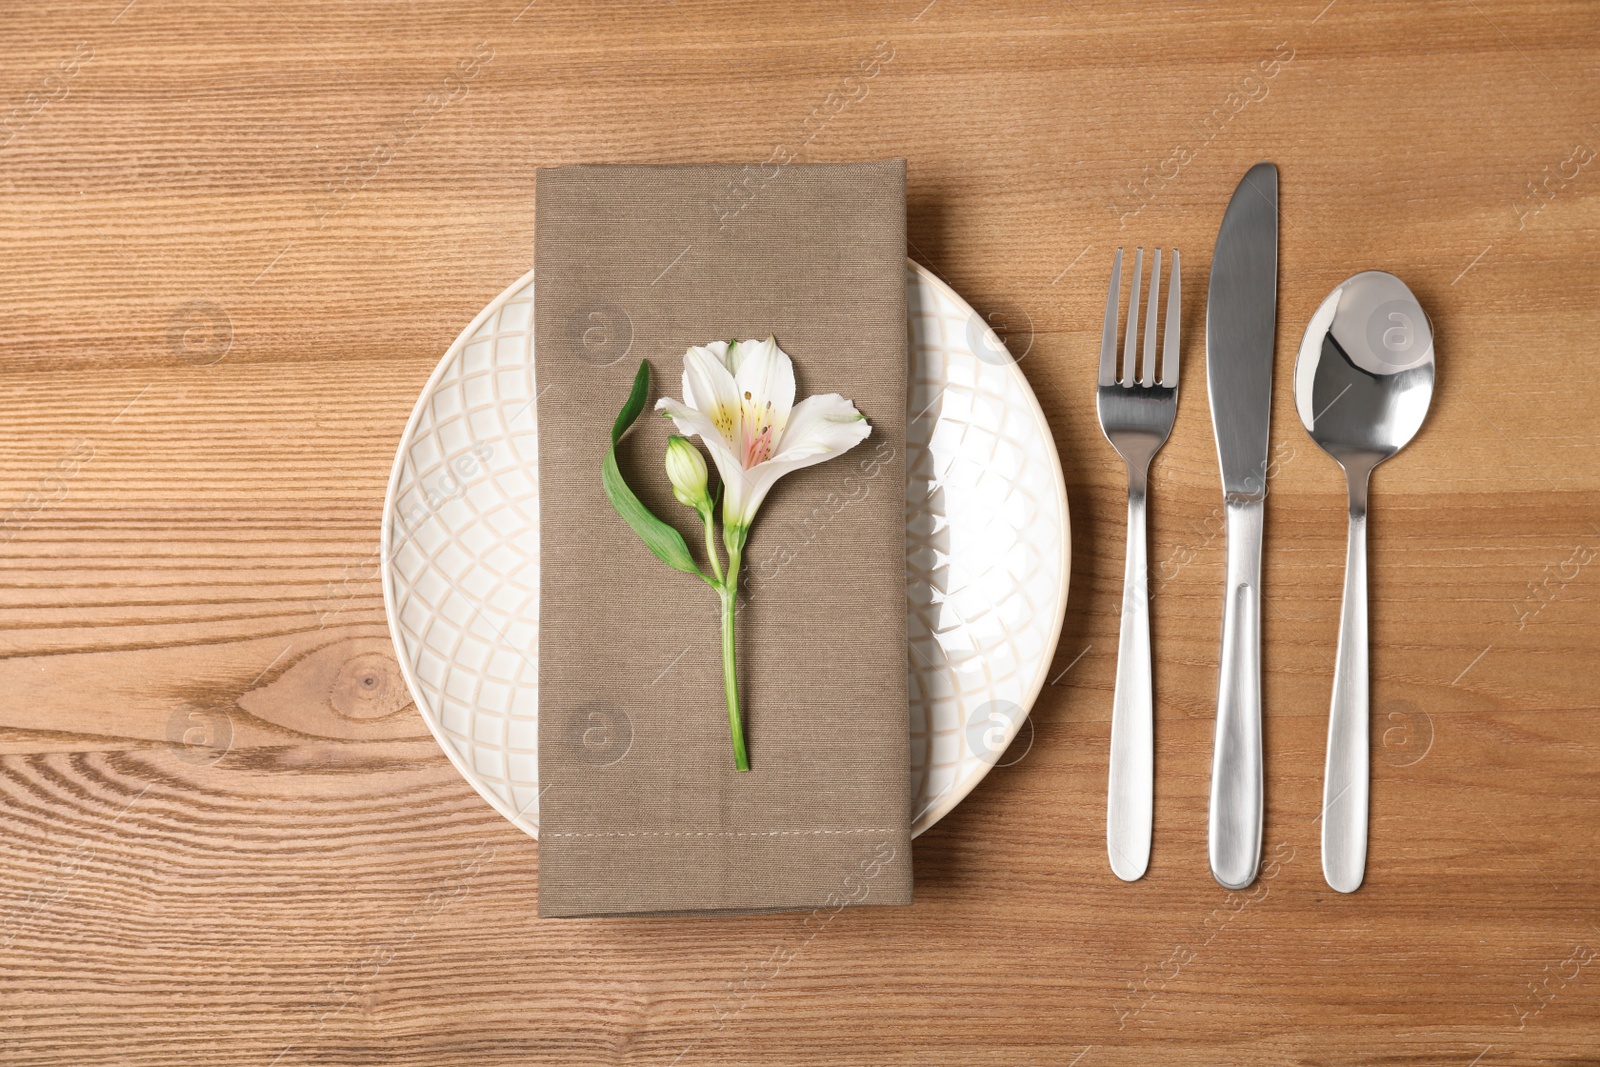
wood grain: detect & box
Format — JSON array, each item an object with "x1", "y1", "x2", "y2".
[{"x1": 2, "y1": 0, "x2": 1598, "y2": 1063}]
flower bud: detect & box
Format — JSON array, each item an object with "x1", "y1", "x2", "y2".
[{"x1": 664, "y1": 435, "x2": 711, "y2": 511}]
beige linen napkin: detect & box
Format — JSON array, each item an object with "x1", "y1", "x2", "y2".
[{"x1": 534, "y1": 161, "x2": 912, "y2": 917}]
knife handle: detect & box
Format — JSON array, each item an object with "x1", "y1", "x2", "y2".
[{"x1": 1209, "y1": 498, "x2": 1264, "y2": 890}]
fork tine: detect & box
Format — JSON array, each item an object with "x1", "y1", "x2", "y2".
[
  {"x1": 1161, "y1": 249, "x2": 1180, "y2": 388},
  {"x1": 1122, "y1": 247, "x2": 1142, "y2": 386},
  {"x1": 1099, "y1": 248, "x2": 1122, "y2": 387},
  {"x1": 1141, "y1": 248, "x2": 1162, "y2": 386}
]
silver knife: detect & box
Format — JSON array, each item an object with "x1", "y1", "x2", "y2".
[{"x1": 1205, "y1": 162, "x2": 1278, "y2": 890}]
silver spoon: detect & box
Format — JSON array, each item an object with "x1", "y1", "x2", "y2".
[{"x1": 1294, "y1": 271, "x2": 1435, "y2": 893}]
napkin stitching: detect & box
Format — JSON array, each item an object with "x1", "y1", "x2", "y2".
[{"x1": 546, "y1": 829, "x2": 899, "y2": 838}]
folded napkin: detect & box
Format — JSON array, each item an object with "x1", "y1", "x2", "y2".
[{"x1": 534, "y1": 160, "x2": 912, "y2": 917}]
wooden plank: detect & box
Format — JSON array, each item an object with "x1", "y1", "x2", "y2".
[{"x1": 1, "y1": 0, "x2": 1597, "y2": 1062}]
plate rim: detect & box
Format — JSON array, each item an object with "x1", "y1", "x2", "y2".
[
  {"x1": 380, "y1": 260, "x2": 1071, "y2": 842},
  {"x1": 903, "y1": 260, "x2": 1072, "y2": 835},
  {"x1": 380, "y1": 265, "x2": 541, "y2": 839}
]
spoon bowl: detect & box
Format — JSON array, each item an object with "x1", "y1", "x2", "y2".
[
  {"x1": 1294, "y1": 270, "x2": 1435, "y2": 893},
  {"x1": 1296, "y1": 270, "x2": 1434, "y2": 471}
]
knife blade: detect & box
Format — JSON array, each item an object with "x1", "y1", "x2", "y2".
[{"x1": 1205, "y1": 161, "x2": 1278, "y2": 890}]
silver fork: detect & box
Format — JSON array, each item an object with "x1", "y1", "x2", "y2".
[{"x1": 1097, "y1": 246, "x2": 1180, "y2": 882}]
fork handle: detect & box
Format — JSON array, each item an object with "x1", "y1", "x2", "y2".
[
  {"x1": 1322, "y1": 495, "x2": 1370, "y2": 893},
  {"x1": 1107, "y1": 466, "x2": 1153, "y2": 881},
  {"x1": 1209, "y1": 498, "x2": 1264, "y2": 890}
]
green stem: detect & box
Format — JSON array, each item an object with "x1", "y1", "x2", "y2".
[
  {"x1": 700, "y1": 507, "x2": 724, "y2": 585},
  {"x1": 720, "y1": 529, "x2": 749, "y2": 772}
]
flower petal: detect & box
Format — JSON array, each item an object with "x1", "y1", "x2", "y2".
[
  {"x1": 730, "y1": 336, "x2": 796, "y2": 431},
  {"x1": 725, "y1": 448, "x2": 847, "y2": 526},
  {"x1": 654, "y1": 395, "x2": 718, "y2": 443},
  {"x1": 720, "y1": 394, "x2": 871, "y2": 525},
  {"x1": 709, "y1": 336, "x2": 791, "y2": 470},
  {"x1": 702, "y1": 339, "x2": 732, "y2": 368},
  {"x1": 772, "y1": 392, "x2": 871, "y2": 463},
  {"x1": 680, "y1": 345, "x2": 741, "y2": 448},
  {"x1": 721, "y1": 337, "x2": 757, "y2": 376}
]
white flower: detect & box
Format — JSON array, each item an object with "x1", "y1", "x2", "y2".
[{"x1": 655, "y1": 336, "x2": 871, "y2": 529}]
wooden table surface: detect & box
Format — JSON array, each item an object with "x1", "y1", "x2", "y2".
[{"x1": 3, "y1": 1, "x2": 1598, "y2": 1063}]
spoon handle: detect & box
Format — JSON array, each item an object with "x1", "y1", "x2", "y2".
[
  {"x1": 1322, "y1": 508, "x2": 1369, "y2": 893},
  {"x1": 1208, "y1": 498, "x2": 1264, "y2": 890},
  {"x1": 1107, "y1": 467, "x2": 1153, "y2": 882}
]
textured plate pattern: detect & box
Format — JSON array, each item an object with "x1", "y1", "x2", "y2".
[
  {"x1": 905, "y1": 268, "x2": 1070, "y2": 832},
  {"x1": 382, "y1": 262, "x2": 1069, "y2": 840}
]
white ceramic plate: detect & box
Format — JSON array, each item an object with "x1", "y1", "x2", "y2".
[{"x1": 382, "y1": 261, "x2": 1069, "y2": 839}]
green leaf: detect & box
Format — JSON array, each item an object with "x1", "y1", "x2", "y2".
[
  {"x1": 602, "y1": 361, "x2": 710, "y2": 582},
  {"x1": 611, "y1": 359, "x2": 651, "y2": 446}
]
